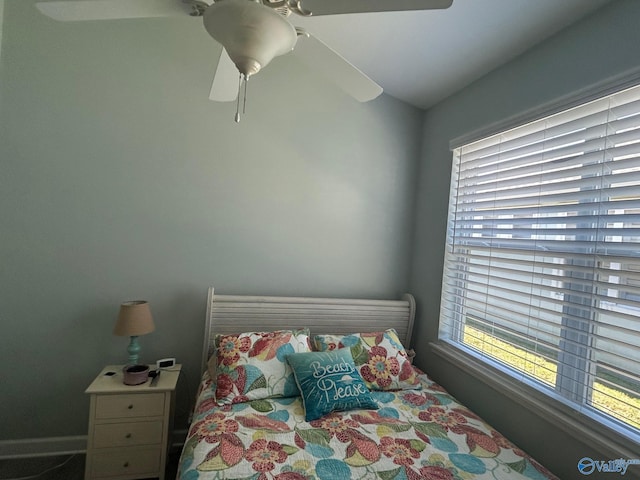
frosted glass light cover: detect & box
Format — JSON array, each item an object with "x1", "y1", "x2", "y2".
[{"x1": 203, "y1": 0, "x2": 297, "y2": 76}]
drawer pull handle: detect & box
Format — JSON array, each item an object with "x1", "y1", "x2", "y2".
[
  {"x1": 123, "y1": 462, "x2": 129, "y2": 468},
  {"x1": 125, "y1": 433, "x2": 132, "y2": 439},
  {"x1": 127, "y1": 404, "x2": 134, "y2": 410}
]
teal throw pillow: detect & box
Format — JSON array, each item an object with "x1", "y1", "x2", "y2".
[{"x1": 286, "y1": 348, "x2": 379, "y2": 422}]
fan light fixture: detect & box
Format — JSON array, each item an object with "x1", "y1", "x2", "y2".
[
  {"x1": 34, "y1": 0, "x2": 454, "y2": 123},
  {"x1": 203, "y1": 0, "x2": 297, "y2": 122}
]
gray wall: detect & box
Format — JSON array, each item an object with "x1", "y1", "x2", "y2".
[
  {"x1": 2, "y1": 0, "x2": 638, "y2": 476},
  {"x1": 0, "y1": 0, "x2": 422, "y2": 440},
  {"x1": 410, "y1": 0, "x2": 640, "y2": 478}
]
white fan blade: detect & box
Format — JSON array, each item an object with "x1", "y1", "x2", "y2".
[
  {"x1": 293, "y1": 34, "x2": 382, "y2": 102},
  {"x1": 35, "y1": 0, "x2": 194, "y2": 21},
  {"x1": 298, "y1": 0, "x2": 452, "y2": 16},
  {"x1": 209, "y1": 48, "x2": 240, "y2": 102}
]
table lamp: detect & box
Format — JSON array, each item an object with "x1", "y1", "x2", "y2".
[{"x1": 113, "y1": 300, "x2": 155, "y2": 365}]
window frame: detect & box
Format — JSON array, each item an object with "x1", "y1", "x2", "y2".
[{"x1": 437, "y1": 71, "x2": 640, "y2": 455}]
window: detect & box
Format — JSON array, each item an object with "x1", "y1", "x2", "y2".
[{"x1": 439, "y1": 83, "x2": 640, "y2": 440}]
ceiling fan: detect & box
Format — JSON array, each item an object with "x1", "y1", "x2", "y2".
[{"x1": 36, "y1": 0, "x2": 453, "y2": 121}]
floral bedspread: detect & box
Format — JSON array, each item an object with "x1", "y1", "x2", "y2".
[{"x1": 178, "y1": 371, "x2": 558, "y2": 480}]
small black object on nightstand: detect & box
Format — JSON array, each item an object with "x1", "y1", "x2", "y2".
[{"x1": 149, "y1": 369, "x2": 161, "y2": 386}]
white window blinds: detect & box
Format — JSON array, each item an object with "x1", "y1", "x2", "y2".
[{"x1": 439, "y1": 83, "x2": 640, "y2": 439}]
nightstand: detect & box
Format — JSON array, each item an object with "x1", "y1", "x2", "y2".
[{"x1": 84, "y1": 364, "x2": 181, "y2": 480}]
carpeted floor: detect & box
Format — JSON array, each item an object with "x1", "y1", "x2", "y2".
[{"x1": 0, "y1": 450, "x2": 181, "y2": 480}]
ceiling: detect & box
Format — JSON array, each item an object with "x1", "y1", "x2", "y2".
[
  {"x1": 24, "y1": 0, "x2": 616, "y2": 110},
  {"x1": 293, "y1": 0, "x2": 614, "y2": 109}
]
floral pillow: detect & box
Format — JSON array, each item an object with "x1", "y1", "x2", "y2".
[
  {"x1": 214, "y1": 329, "x2": 311, "y2": 405},
  {"x1": 286, "y1": 348, "x2": 379, "y2": 421},
  {"x1": 313, "y1": 328, "x2": 421, "y2": 391}
]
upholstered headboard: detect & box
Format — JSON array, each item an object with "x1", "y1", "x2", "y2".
[{"x1": 201, "y1": 287, "x2": 416, "y2": 373}]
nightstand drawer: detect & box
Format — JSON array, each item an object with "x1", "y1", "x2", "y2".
[
  {"x1": 90, "y1": 446, "x2": 160, "y2": 478},
  {"x1": 93, "y1": 420, "x2": 163, "y2": 448},
  {"x1": 95, "y1": 393, "x2": 165, "y2": 419}
]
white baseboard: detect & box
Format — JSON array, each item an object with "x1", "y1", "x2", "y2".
[
  {"x1": 0, "y1": 436, "x2": 87, "y2": 459},
  {"x1": 0, "y1": 430, "x2": 189, "y2": 459}
]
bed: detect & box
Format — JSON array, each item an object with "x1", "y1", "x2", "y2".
[{"x1": 177, "y1": 288, "x2": 558, "y2": 480}]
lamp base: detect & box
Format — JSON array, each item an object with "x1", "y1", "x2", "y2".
[
  {"x1": 127, "y1": 335, "x2": 142, "y2": 365},
  {"x1": 122, "y1": 364, "x2": 150, "y2": 385}
]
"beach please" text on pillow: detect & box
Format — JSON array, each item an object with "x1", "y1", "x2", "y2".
[{"x1": 286, "y1": 348, "x2": 378, "y2": 421}]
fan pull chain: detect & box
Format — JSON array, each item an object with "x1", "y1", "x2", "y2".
[
  {"x1": 243, "y1": 76, "x2": 248, "y2": 115},
  {"x1": 234, "y1": 73, "x2": 249, "y2": 123},
  {"x1": 235, "y1": 74, "x2": 242, "y2": 123}
]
